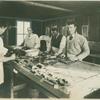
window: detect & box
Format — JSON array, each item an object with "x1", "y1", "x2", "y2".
[{"x1": 17, "y1": 21, "x2": 31, "y2": 45}]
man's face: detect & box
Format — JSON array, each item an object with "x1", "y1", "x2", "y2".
[
  {"x1": 0, "y1": 27, "x2": 7, "y2": 35},
  {"x1": 27, "y1": 28, "x2": 32, "y2": 35},
  {"x1": 51, "y1": 29, "x2": 58, "y2": 36},
  {"x1": 68, "y1": 24, "x2": 76, "y2": 35}
]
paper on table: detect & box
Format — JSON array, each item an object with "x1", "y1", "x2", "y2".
[{"x1": 46, "y1": 65, "x2": 98, "y2": 85}]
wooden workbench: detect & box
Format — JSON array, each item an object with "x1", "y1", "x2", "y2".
[{"x1": 8, "y1": 59, "x2": 100, "y2": 98}]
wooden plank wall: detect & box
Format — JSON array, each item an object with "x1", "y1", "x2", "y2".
[
  {"x1": 42, "y1": 15, "x2": 100, "y2": 54},
  {"x1": 42, "y1": 15, "x2": 100, "y2": 42},
  {"x1": 89, "y1": 15, "x2": 100, "y2": 42}
]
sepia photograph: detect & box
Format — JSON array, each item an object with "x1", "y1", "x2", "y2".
[{"x1": 0, "y1": 0, "x2": 100, "y2": 99}]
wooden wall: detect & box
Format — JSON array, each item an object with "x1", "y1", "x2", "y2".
[
  {"x1": 31, "y1": 21, "x2": 43, "y2": 36},
  {"x1": 0, "y1": 14, "x2": 100, "y2": 50},
  {"x1": 0, "y1": 18, "x2": 16, "y2": 46},
  {"x1": 89, "y1": 15, "x2": 100, "y2": 42},
  {"x1": 42, "y1": 14, "x2": 100, "y2": 42},
  {"x1": 0, "y1": 18, "x2": 42, "y2": 46}
]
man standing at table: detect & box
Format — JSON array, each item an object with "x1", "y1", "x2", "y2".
[{"x1": 0, "y1": 24, "x2": 15, "y2": 89}]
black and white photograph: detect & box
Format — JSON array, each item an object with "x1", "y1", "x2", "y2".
[{"x1": 0, "y1": 0, "x2": 100, "y2": 99}]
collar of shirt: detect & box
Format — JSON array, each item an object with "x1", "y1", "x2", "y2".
[
  {"x1": 56, "y1": 32, "x2": 60, "y2": 38},
  {"x1": 69, "y1": 32, "x2": 77, "y2": 40},
  {"x1": 27, "y1": 34, "x2": 34, "y2": 38}
]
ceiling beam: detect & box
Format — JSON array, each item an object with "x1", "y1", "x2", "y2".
[{"x1": 24, "y1": 1, "x2": 72, "y2": 12}]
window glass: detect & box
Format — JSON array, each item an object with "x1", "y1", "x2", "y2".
[
  {"x1": 17, "y1": 35, "x2": 24, "y2": 46},
  {"x1": 17, "y1": 21, "x2": 31, "y2": 45}
]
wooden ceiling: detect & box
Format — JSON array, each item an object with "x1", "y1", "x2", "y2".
[{"x1": 0, "y1": 1, "x2": 100, "y2": 20}]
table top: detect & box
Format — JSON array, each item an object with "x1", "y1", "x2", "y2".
[{"x1": 9, "y1": 58, "x2": 100, "y2": 98}]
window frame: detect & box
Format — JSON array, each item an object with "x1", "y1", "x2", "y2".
[{"x1": 16, "y1": 20, "x2": 31, "y2": 45}]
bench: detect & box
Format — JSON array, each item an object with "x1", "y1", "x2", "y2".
[{"x1": 87, "y1": 41, "x2": 100, "y2": 64}]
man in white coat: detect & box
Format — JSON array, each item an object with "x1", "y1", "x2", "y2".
[{"x1": 0, "y1": 26, "x2": 15, "y2": 85}]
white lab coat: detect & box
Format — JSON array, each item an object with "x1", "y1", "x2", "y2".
[{"x1": 0, "y1": 37, "x2": 8, "y2": 84}]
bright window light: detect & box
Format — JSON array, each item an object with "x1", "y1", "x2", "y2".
[{"x1": 17, "y1": 21, "x2": 31, "y2": 45}]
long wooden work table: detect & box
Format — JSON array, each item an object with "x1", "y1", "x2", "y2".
[{"x1": 8, "y1": 56, "x2": 100, "y2": 98}]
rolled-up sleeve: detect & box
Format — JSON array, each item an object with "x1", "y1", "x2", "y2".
[
  {"x1": 77, "y1": 38, "x2": 90, "y2": 60},
  {"x1": 0, "y1": 38, "x2": 8, "y2": 62},
  {"x1": 58, "y1": 36, "x2": 66, "y2": 55},
  {"x1": 0, "y1": 38, "x2": 8, "y2": 56},
  {"x1": 34, "y1": 35, "x2": 40, "y2": 49}
]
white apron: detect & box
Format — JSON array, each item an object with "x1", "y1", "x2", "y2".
[{"x1": 0, "y1": 37, "x2": 8, "y2": 84}]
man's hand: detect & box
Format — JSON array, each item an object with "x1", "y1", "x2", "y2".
[
  {"x1": 68, "y1": 56, "x2": 78, "y2": 61},
  {"x1": 55, "y1": 53, "x2": 59, "y2": 56},
  {"x1": 2, "y1": 54, "x2": 16, "y2": 62},
  {"x1": 60, "y1": 54, "x2": 66, "y2": 58},
  {"x1": 22, "y1": 46, "x2": 30, "y2": 50},
  {"x1": 76, "y1": 56, "x2": 82, "y2": 61},
  {"x1": 44, "y1": 51, "x2": 49, "y2": 54},
  {"x1": 10, "y1": 54, "x2": 16, "y2": 60}
]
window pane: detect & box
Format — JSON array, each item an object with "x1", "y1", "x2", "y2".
[
  {"x1": 17, "y1": 35, "x2": 24, "y2": 46},
  {"x1": 17, "y1": 21, "x2": 31, "y2": 46},
  {"x1": 17, "y1": 21, "x2": 24, "y2": 34},
  {"x1": 24, "y1": 34, "x2": 27, "y2": 39},
  {"x1": 24, "y1": 22, "x2": 31, "y2": 34}
]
